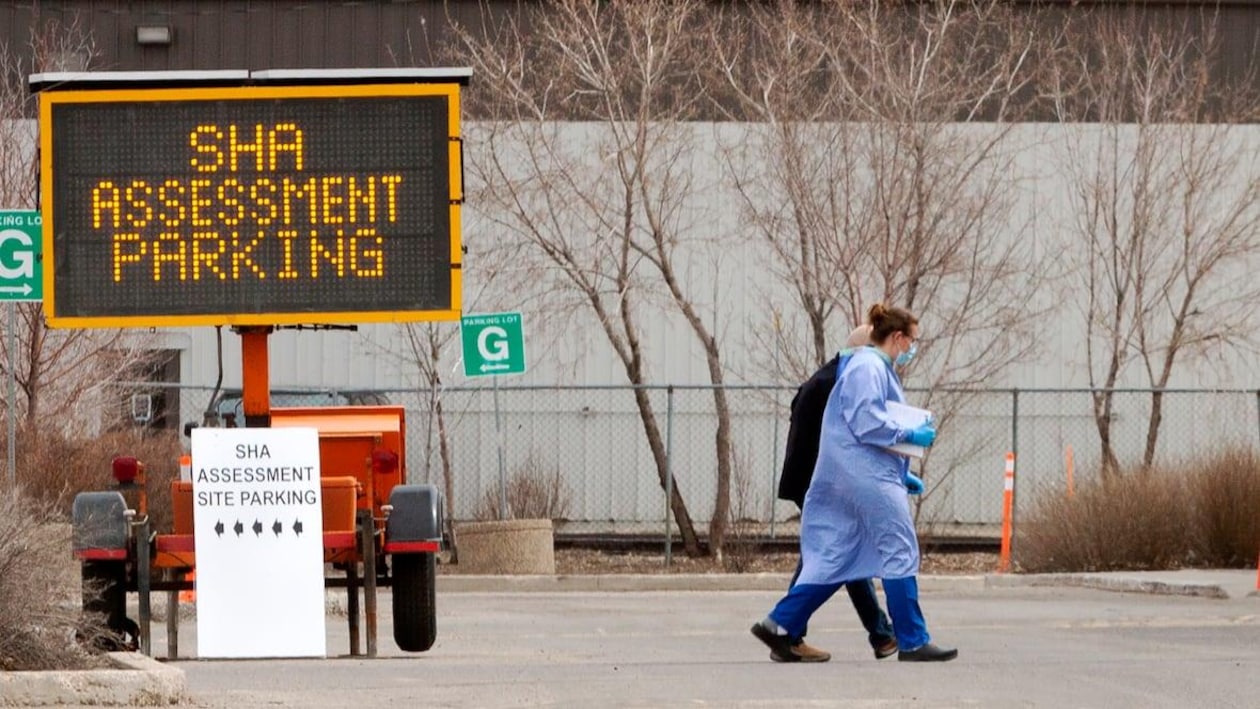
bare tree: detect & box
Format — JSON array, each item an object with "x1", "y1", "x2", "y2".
[
  {"x1": 0, "y1": 17, "x2": 162, "y2": 440},
  {"x1": 712, "y1": 1, "x2": 1051, "y2": 525},
  {"x1": 448, "y1": 0, "x2": 750, "y2": 555},
  {"x1": 1049, "y1": 11, "x2": 1260, "y2": 477},
  {"x1": 715, "y1": 2, "x2": 1048, "y2": 390},
  {"x1": 708, "y1": 1, "x2": 850, "y2": 379}
]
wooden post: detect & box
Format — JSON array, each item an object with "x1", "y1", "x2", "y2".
[
  {"x1": 165, "y1": 570, "x2": 179, "y2": 660},
  {"x1": 999, "y1": 452, "x2": 1015, "y2": 573}
]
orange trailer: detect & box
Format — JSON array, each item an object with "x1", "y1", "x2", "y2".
[{"x1": 41, "y1": 67, "x2": 470, "y2": 658}]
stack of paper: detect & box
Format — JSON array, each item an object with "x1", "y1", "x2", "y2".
[{"x1": 885, "y1": 400, "x2": 933, "y2": 458}]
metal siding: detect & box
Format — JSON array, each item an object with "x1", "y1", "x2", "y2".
[
  {"x1": 191, "y1": 2, "x2": 222, "y2": 69},
  {"x1": 215, "y1": 2, "x2": 249, "y2": 70},
  {"x1": 322, "y1": 4, "x2": 355, "y2": 69},
  {"x1": 374, "y1": 3, "x2": 434, "y2": 67},
  {"x1": 132, "y1": 0, "x2": 176, "y2": 71},
  {"x1": 264, "y1": 3, "x2": 299, "y2": 69},
  {"x1": 93, "y1": 4, "x2": 127, "y2": 70},
  {"x1": 3, "y1": 3, "x2": 1258, "y2": 100},
  {"x1": 290, "y1": 4, "x2": 321, "y2": 68},
  {"x1": 241, "y1": 3, "x2": 273, "y2": 69}
]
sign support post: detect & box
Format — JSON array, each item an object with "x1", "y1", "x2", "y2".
[
  {"x1": 6, "y1": 302, "x2": 13, "y2": 493},
  {"x1": 493, "y1": 375, "x2": 507, "y2": 519},
  {"x1": 0, "y1": 209, "x2": 45, "y2": 492},
  {"x1": 460, "y1": 312, "x2": 527, "y2": 518}
]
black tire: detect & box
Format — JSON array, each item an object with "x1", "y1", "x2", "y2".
[
  {"x1": 392, "y1": 552, "x2": 437, "y2": 652},
  {"x1": 80, "y1": 561, "x2": 136, "y2": 651}
]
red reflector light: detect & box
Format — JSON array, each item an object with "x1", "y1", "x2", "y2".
[
  {"x1": 371, "y1": 448, "x2": 399, "y2": 476},
  {"x1": 112, "y1": 456, "x2": 140, "y2": 484}
]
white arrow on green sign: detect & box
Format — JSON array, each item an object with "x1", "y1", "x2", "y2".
[
  {"x1": 460, "y1": 312, "x2": 526, "y2": 377},
  {"x1": 0, "y1": 211, "x2": 43, "y2": 302}
]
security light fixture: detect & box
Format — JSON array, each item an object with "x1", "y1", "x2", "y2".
[{"x1": 135, "y1": 25, "x2": 172, "y2": 46}]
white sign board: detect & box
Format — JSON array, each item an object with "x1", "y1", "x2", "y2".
[{"x1": 191, "y1": 427, "x2": 326, "y2": 658}]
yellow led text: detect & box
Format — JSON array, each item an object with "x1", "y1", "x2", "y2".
[
  {"x1": 91, "y1": 120, "x2": 407, "y2": 286},
  {"x1": 189, "y1": 123, "x2": 305, "y2": 173},
  {"x1": 109, "y1": 228, "x2": 384, "y2": 282}
]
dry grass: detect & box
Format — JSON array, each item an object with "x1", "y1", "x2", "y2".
[
  {"x1": 475, "y1": 453, "x2": 573, "y2": 522},
  {"x1": 14, "y1": 427, "x2": 182, "y2": 533},
  {"x1": 0, "y1": 427, "x2": 179, "y2": 669},
  {"x1": 1016, "y1": 448, "x2": 1260, "y2": 573},
  {"x1": 1189, "y1": 449, "x2": 1260, "y2": 567},
  {"x1": 0, "y1": 492, "x2": 108, "y2": 671}
]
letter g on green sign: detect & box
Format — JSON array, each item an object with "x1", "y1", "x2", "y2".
[
  {"x1": 477, "y1": 326, "x2": 509, "y2": 361},
  {"x1": 0, "y1": 229, "x2": 35, "y2": 279}
]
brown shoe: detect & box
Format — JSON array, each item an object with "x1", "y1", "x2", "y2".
[
  {"x1": 771, "y1": 640, "x2": 831, "y2": 663},
  {"x1": 873, "y1": 636, "x2": 898, "y2": 660},
  {"x1": 751, "y1": 621, "x2": 799, "y2": 662}
]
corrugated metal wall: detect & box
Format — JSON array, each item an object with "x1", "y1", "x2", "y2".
[
  {"x1": 0, "y1": 1, "x2": 500, "y2": 71},
  {"x1": 2, "y1": 1, "x2": 1257, "y2": 113}
]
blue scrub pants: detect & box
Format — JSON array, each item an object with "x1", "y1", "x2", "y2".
[
  {"x1": 786, "y1": 559, "x2": 894, "y2": 649},
  {"x1": 768, "y1": 575, "x2": 930, "y2": 651}
]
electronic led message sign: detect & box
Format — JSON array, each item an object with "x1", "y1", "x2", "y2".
[{"x1": 39, "y1": 83, "x2": 463, "y2": 327}]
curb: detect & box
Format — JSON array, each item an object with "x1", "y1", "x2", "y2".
[
  {"x1": 435, "y1": 573, "x2": 988, "y2": 593},
  {"x1": 984, "y1": 573, "x2": 1232, "y2": 599},
  {"x1": 432, "y1": 572, "x2": 1250, "y2": 598},
  {"x1": 0, "y1": 652, "x2": 185, "y2": 707}
]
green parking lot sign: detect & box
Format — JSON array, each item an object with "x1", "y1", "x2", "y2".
[
  {"x1": 0, "y1": 211, "x2": 42, "y2": 302},
  {"x1": 461, "y1": 312, "x2": 526, "y2": 377}
]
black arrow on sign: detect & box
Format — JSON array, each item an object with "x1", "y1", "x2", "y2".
[
  {"x1": 272, "y1": 520, "x2": 283, "y2": 537},
  {"x1": 292, "y1": 519, "x2": 304, "y2": 536},
  {"x1": 252, "y1": 519, "x2": 263, "y2": 536},
  {"x1": 233, "y1": 520, "x2": 244, "y2": 537},
  {"x1": 214, "y1": 520, "x2": 224, "y2": 537}
]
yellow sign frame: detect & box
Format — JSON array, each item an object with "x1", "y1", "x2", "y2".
[{"x1": 39, "y1": 83, "x2": 463, "y2": 328}]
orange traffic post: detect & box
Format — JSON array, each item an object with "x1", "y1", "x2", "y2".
[
  {"x1": 179, "y1": 570, "x2": 196, "y2": 603},
  {"x1": 999, "y1": 452, "x2": 1015, "y2": 572},
  {"x1": 239, "y1": 326, "x2": 273, "y2": 428}
]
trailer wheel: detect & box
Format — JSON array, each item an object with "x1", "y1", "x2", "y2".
[
  {"x1": 80, "y1": 561, "x2": 137, "y2": 651},
  {"x1": 392, "y1": 552, "x2": 436, "y2": 652}
]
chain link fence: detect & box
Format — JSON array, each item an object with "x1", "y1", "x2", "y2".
[{"x1": 131, "y1": 383, "x2": 1260, "y2": 541}]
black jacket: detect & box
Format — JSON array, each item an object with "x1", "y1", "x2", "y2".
[{"x1": 778, "y1": 352, "x2": 847, "y2": 509}]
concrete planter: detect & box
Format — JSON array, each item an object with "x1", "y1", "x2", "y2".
[
  {"x1": 455, "y1": 519, "x2": 556, "y2": 575},
  {"x1": 0, "y1": 652, "x2": 185, "y2": 706}
]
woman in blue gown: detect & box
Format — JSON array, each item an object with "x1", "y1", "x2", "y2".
[{"x1": 751, "y1": 303, "x2": 958, "y2": 663}]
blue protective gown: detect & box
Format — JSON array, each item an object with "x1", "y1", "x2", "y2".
[{"x1": 795, "y1": 346, "x2": 920, "y2": 585}]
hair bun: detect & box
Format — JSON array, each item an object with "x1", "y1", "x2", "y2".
[{"x1": 867, "y1": 303, "x2": 887, "y2": 326}]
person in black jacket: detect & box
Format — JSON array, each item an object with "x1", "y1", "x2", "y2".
[{"x1": 772, "y1": 325, "x2": 897, "y2": 663}]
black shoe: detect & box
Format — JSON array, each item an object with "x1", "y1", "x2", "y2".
[
  {"x1": 873, "y1": 636, "x2": 898, "y2": 660},
  {"x1": 898, "y1": 643, "x2": 958, "y2": 662},
  {"x1": 750, "y1": 620, "x2": 800, "y2": 662}
]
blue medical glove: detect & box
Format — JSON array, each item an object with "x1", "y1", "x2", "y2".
[
  {"x1": 903, "y1": 472, "x2": 924, "y2": 495},
  {"x1": 904, "y1": 424, "x2": 937, "y2": 448}
]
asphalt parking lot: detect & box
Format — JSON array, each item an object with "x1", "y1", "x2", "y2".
[{"x1": 152, "y1": 572, "x2": 1260, "y2": 709}]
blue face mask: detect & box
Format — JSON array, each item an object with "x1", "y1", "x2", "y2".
[{"x1": 895, "y1": 342, "x2": 918, "y2": 367}]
